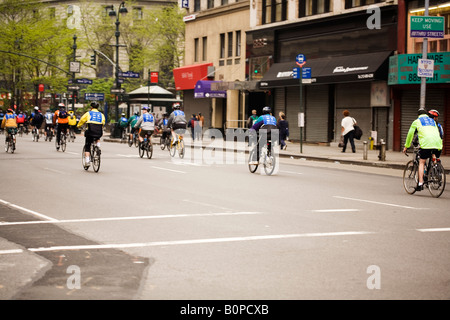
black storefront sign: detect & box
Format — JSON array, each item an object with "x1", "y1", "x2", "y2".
[{"x1": 259, "y1": 51, "x2": 392, "y2": 88}]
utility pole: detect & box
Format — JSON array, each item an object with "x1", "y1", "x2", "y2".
[
  {"x1": 419, "y1": 0, "x2": 429, "y2": 110},
  {"x1": 72, "y1": 35, "x2": 77, "y2": 112}
]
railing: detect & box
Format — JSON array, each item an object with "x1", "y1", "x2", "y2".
[{"x1": 223, "y1": 120, "x2": 248, "y2": 130}]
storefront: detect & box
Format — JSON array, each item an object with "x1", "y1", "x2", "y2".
[
  {"x1": 128, "y1": 85, "x2": 182, "y2": 119},
  {"x1": 389, "y1": 52, "x2": 450, "y2": 154}
]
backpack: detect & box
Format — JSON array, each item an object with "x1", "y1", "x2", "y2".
[
  {"x1": 59, "y1": 109, "x2": 68, "y2": 119},
  {"x1": 33, "y1": 113, "x2": 43, "y2": 124},
  {"x1": 354, "y1": 125, "x2": 363, "y2": 140}
]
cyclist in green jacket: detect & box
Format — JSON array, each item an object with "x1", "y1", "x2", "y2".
[
  {"x1": 128, "y1": 112, "x2": 139, "y2": 143},
  {"x1": 403, "y1": 109, "x2": 443, "y2": 191}
]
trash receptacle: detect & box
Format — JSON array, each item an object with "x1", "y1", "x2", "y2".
[{"x1": 110, "y1": 123, "x2": 121, "y2": 138}]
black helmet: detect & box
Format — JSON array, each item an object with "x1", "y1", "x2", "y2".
[
  {"x1": 90, "y1": 102, "x2": 99, "y2": 108},
  {"x1": 262, "y1": 106, "x2": 271, "y2": 115},
  {"x1": 418, "y1": 108, "x2": 427, "y2": 115}
]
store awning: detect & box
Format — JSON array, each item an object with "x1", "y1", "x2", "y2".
[
  {"x1": 259, "y1": 51, "x2": 392, "y2": 88},
  {"x1": 173, "y1": 63, "x2": 213, "y2": 91},
  {"x1": 194, "y1": 80, "x2": 227, "y2": 98}
]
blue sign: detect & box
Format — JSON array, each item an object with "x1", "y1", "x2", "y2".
[
  {"x1": 85, "y1": 93, "x2": 105, "y2": 101},
  {"x1": 118, "y1": 71, "x2": 140, "y2": 78},
  {"x1": 302, "y1": 67, "x2": 311, "y2": 79},
  {"x1": 76, "y1": 78, "x2": 93, "y2": 84},
  {"x1": 293, "y1": 67, "x2": 300, "y2": 79},
  {"x1": 296, "y1": 54, "x2": 306, "y2": 65},
  {"x1": 181, "y1": 0, "x2": 189, "y2": 8}
]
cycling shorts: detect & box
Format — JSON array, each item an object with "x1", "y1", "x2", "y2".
[
  {"x1": 172, "y1": 122, "x2": 186, "y2": 133},
  {"x1": 139, "y1": 129, "x2": 154, "y2": 138},
  {"x1": 418, "y1": 148, "x2": 440, "y2": 160}
]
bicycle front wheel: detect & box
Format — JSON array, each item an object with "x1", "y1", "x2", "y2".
[
  {"x1": 92, "y1": 146, "x2": 101, "y2": 172},
  {"x1": 427, "y1": 162, "x2": 446, "y2": 198},
  {"x1": 147, "y1": 144, "x2": 153, "y2": 159},
  {"x1": 139, "y1": 142, "x2": 145, "y2": 158},
  {"x1": 248, "y1": 147, "x2": 258, "y2": 173},
  {"x1": 403, "y1": 160, "x2": 418, "y2": 194}
]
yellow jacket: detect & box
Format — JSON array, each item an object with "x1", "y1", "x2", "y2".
[
  {"x1": 68, "y1": 115, "x2": 77, "y2": 126},
  {"x1": 1, "y1": 113, "x2": 17, "y2": 128}
]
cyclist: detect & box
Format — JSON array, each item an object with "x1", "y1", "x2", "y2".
[
  {"x1": 157, "y1": 113, "x2": 170, "y2": 144},
  {"x1": 403, "y1": 108, "x2": 443, "y2": 191},
  {"x1": 44, "y1": 109, "x2": 54, "y2": 140},
  {"x1": 167, "y1": 104, "x2": 187, "y2": 143},
  {"x1": 127, "y1": 111, "x2": 140, "y2": 143},
  {"x1": 53, "y1": 103, "x2": 69, "y2": 150},
  {"x1": 1, "y1": 108, "x2": 18, "y2": 149},
  {"x1": 134, "y1": 107, "x2": 155, "y2": 148},
  {"x1": 16, "y1": 110, "x2": 26, "y2": 134},
  {"x1": 428, "y1": 109, "x2": 444, "y2": 158},
  {"x1": 77, "y1": 102, "x2": 105, "y2": 165},
  {"x1": 30, "y1": 106, "x2": 44, "y2": 137},
  {"x1": 68, "y1": 110, "x2": 77, "y2": 140},
  {"x1": 249, "y1": 106, "x2": 278, "y2": 165},
  {"x1": 0, "y1": 109, "x2": 4, "y2": 134}
]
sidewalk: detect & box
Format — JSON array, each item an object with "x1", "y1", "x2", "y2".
[{"x1": 104, "y1": 135, "x2": 450, "y2": 174}]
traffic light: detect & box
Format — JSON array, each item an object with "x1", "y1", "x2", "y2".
[
  {"x1": 90, "y1": 52, "x2": 96, "y2": 65},
  {"x1": 254, "y1": 64, "x2": 260, "y2": 74}
]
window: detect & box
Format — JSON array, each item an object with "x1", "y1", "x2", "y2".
[
  {"x1": 299, "y1": 0, "x2": 332, "y2": 17},
  {"x1": 194, "y1": 38, "x2": 199, "y2": 62},
  {"x1": 235, "y1": 31, "x2": 241, "y2": 57},
  {"x1": 345, "y1": 0, "x2": 382, "y2": 9},
  {"x1": 220, "y1": 34, "x2": 225, "y2": 59},
  {"x1": 228, "y1": 32, "x2": 233, "y2": 57},
  {"x1": 262, "y1": 0, "x2": 287, "y2": 24},
  {"x1": 202, "y1": 37, "x2": 207, "y2": 61},
  {"x1": 133, "y1": 7, "x2": 143, "y2": 20},
  {"x1": 221, "y1": 0, "x2": 229, "y2": 5},
  {"x1": 207, "y1": 0, "x2": 214, "y2": 9},
  {"x1": 194, "y1": 0, "x2": 201, "y2": 12}
]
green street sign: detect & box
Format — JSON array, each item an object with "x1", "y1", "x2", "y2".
[
  {"x1": 388, "y1": 52, "x2": 450, "y2": 85},
  {"x1": 410, "y1": 16, "x2": 445, "y2": 38}
]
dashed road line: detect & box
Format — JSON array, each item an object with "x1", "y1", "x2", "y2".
[
  {"x1": 333, "y1": 196, "x2": 426, "y2": 210},
  {"x1": 0, "y1": 199, "x2": 57, "y2": 222}
]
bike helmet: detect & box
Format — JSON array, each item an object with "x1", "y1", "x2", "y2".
[
  {"x1": 142, "y1": 106, "x2": 148, "y2": 111},
  {"x1": 173, "y1": 104, "x2": 180, "y2": 110},
  {"x1": 58, "y1": 103, "x2": 65, "y2": 108},
  {"x1": 7, "y1": 108, "x2": 13, "y2": 113},
  {"x1": 428, "y1": 109, "x2": 439, "y2": 118},
  {"x1": 417, "y1": 108, "x2": 427, "y2": 115},
  {"x1": 34, "y1": 106, "x2": 39, "y2": 111},
  {"x1": 90, "y1": 102, "x2": 99, "y2": 108},
  {"x1": 262, "y1": 106, "x2": 271, "y2": 115}
]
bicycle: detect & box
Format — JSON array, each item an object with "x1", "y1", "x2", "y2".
[
  {"x1": 403, "y1": 147, "x2": 446, "y2": 198},
  {"x1": 32, "y1": 127, "x2": 40, "y2": 142},
  {"x1": 128, "y1": 131, "x2": 139, "y2": 148},
  {"x1": 169, "y1": 132, "x2": 185, "y2": 159},
  {"x1": 45, "y1": 127, "x2": 53, "y2": 142},
  {"x1": 82, "y1": 139, "x2": 101, "y2": 172},
  {"x1": 68, "y1": 127, "x2": 76, "y2": 142},
  {"x1": 4, "y1": 128, "x2": 17, "y2": 153},
  {"x1": 248, "y1": 136, "x2": 276, "y2": 176},
  {"x1": 160, "y1": 131, "x2": 171, "y2": 151},
  {"x1": 56, "y1": 131, "x2": 67, "y2": 152},
  {"x1": 17, "y1": 124, "x2": 24, "y2": 137},
  {"x1": 139, "y1": 131, "x2": 153, "y2": 159}
]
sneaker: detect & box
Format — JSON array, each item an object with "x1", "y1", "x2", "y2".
[
  {"x1": 249, "y1": 161, "x2": 259, "y2": 165},
  {"x1": 85, "y1": 157, "x2": 91, "y2": 164},
  {"x1": 415, "y1": 184, "x2": 424, "y2": 192}
]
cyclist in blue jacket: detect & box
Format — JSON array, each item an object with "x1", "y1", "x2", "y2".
[{"x1": 249, "y1": 106, "x2": 277, "y2": 165}]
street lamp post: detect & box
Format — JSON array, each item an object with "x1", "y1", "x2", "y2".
[
  {"x1": 72, "y1": 35, "x2": 77, "y2": 112},
  {"x1": 109, "y1": 1, "x2": 127, "y2": 123}
]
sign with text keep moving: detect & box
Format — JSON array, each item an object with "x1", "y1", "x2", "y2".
[{"x1": 410, "y1": 16, "x2": 445, "y2": 38}]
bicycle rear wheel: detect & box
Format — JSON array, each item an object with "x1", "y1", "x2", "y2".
[
  {"x1": 147, "y1": 143, "x2": 153, "y2": 159},
  {"x1": 61, "y1": 135, "x2": 67, "y2": 152},
  {"x1": 403, "y1": 160, "x2": 418, "y2": 194},
  {"x1": 248, "y1": 147, "x2": 258, "y2": 173},
  {"x1": 263, "y1": 148, "x2": 276, "y2": 176},
  {"x1": 139, "y1": 141, "x2": 145, "y2": 158},
  {"x1": 178, "y1": 139, "x2": 185, "y2": 159},
  {"x1": 92, "y1": 146, "x2": 101, "y2": 172},
  {"x1": 169, "y1": 140, "x2": 176, "y2": 157},
  {"x1": 427, "y1": 162, "x2": 446, "y2": 198},
  {"x1": 160, "y1": 136, "x2": 166, "y2": 150}
]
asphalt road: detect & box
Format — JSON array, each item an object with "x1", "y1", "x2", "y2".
[{"x1": 0, "y1": 133, "x2": 449, "y2": 301}]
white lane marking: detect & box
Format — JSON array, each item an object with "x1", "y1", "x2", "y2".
[
  {"x1": 151, "y1": 166, "x2": 186, "y2": 174},
  {"x1": 44, "y1": 167, "x2": 67, "y2": 175},
  {"x1": 417, "y1": 228, "x2": 450, "y2": 233},
  {"x1": 27, "y1": 231, "x2": 374, "y2": 252},
  {"x1": 0, "y1": 249, "x2": 24, "y2": 255},
  {"x1": 0, "y1": 199, "x2": 58, "y2": 222},
  {"x1": 280, "y1": 170, "x2": 303, "y2": 175},
  {"x1": 333, "y1": 196, "x2": 425, "y2": 210},
  {"x1": 312, "y1": 209, "x2": 360, "y2": 213},
  {"x1": 117, "y1": 154, "x2": 139, "y2": 158},
  {"x1": 0, "y1": 212, "x2": 262, "y2": 226},
  {"x1": 183, "y1": 199, "x2": 232, "y2": 211},
  {"x1": 66, "y1": 152, "x2": 78, "y2": 155}
]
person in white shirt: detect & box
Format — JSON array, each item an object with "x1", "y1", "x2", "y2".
[{"x1": 341, "y1": 109, "x2": 356, "y2": 153}]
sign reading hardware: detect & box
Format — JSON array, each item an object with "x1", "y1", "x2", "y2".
[
  {"x1": 388, "y1": 52, "x2": 450, "y2": 85},
  {"x1": 410, "y1": 16, "x2": 445, "y2": 38}
]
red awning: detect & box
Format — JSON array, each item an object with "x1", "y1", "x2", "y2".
[{"x1": 173, "y1": 63, "x2": 213, "y2": 91}]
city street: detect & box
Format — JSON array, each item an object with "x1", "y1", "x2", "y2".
[{"x1": 0, "y1": 133, "x2": 449, "y2": 301}]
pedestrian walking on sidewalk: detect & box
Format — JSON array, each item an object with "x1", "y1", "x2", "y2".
[
  {"x1": 277, "y1": 112, "x2": 289, "y2": 150},
  {"x1": 341, "y1": 110, "x2": 356, "y2": 153},
  {"x1": 247, "y1": 109, "x2": 259, "y2": 128}
]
